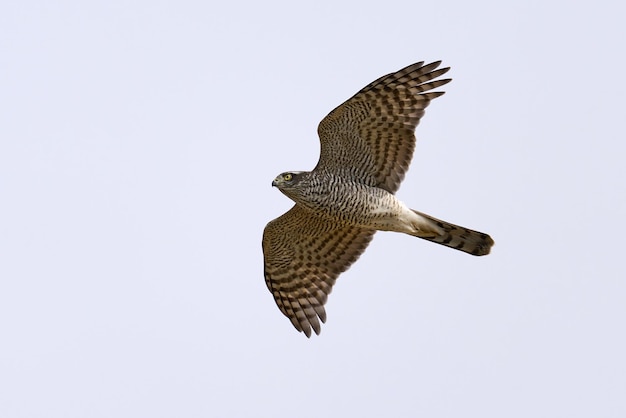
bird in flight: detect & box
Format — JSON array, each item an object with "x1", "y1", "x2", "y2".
[{"x1": 262, "y1": 61, "x2": 494, "y2": 337}]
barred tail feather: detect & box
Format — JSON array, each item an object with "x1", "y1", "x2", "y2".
[{"x1": 411, "y1": 210, "x2": 494, "y2": 256}]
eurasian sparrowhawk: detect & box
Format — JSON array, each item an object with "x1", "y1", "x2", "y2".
[{"x1": 263, "y1": 61, "x2": 494, "y2": 337}]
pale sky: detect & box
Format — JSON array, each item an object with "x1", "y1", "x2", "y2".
[{"x1": 1, "y1": 1, "x2": 625, "y2": 417}]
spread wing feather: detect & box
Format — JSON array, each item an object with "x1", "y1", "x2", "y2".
[
  {"x1": 316, "y1": 61, "x2": 451, "y2": 193},
  {"x1": 262, "y1": 205, "x2": 375, "y2": 337}
]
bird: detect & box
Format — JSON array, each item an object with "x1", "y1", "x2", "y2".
[{"x1": 262, "y1": 61, "x2": 494, "y2": 337}]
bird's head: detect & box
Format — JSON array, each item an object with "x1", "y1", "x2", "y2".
[
  {"x1": 272, "y1": 171, "x2": 309, "y2": 200},
  {"x1": 272, "y1": 171, "x2": 306, "y2": 188}
]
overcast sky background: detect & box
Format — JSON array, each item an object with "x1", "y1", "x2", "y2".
[{"x1": 1, "y1": 1, "x2": 625, "y2": 417}]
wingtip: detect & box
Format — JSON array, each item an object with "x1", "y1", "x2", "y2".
[
  {"x1": 423, "y1": 61, "x2": 451, "y2": 78},
  {"x1": 300, "y1": 321, "x2": 322, "y2": 338}
]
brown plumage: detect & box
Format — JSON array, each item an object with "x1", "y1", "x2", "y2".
[{"x1": 263, "y1": 61, "x2": 494, "y2": 337}]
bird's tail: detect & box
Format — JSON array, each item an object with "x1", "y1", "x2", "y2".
[{"x1": 411, "y1": 210, "x2": 494, "y2": 256}]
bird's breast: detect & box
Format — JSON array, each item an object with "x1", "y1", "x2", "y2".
[{"x1": 294, "y1": 179, "x2": 403, "y2": 228}]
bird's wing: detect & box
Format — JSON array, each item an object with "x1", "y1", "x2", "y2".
[
  {"x1": 262, "y1": 205, "x2": 375, "y2": 337},
  {"x1": 316, "y1": 61, "x2": 450, "y2": 193}
]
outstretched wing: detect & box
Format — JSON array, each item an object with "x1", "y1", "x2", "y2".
[
  {"x1": 262, "y1": 205, "x2": 375, "y2": 337},
  {"x1": 316, "y1": 61, "x2": 451, "y2": 193}
]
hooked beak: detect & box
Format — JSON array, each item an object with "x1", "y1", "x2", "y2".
[{"x1": 272, "y1": 178, "x2": 279, "y2": 187}]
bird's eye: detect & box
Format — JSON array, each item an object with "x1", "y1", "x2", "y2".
[{"x1": 283, "y1": 173, "x2": 293, "y2": 181}]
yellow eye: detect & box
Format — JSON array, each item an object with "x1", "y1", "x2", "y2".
[{"x1": 283, "y1": 173, "x2": 293, "y2": 181}]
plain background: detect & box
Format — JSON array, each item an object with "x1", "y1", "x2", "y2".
[{"x1": 1, "y1": 1, "x2": 624, "y2": 417}]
